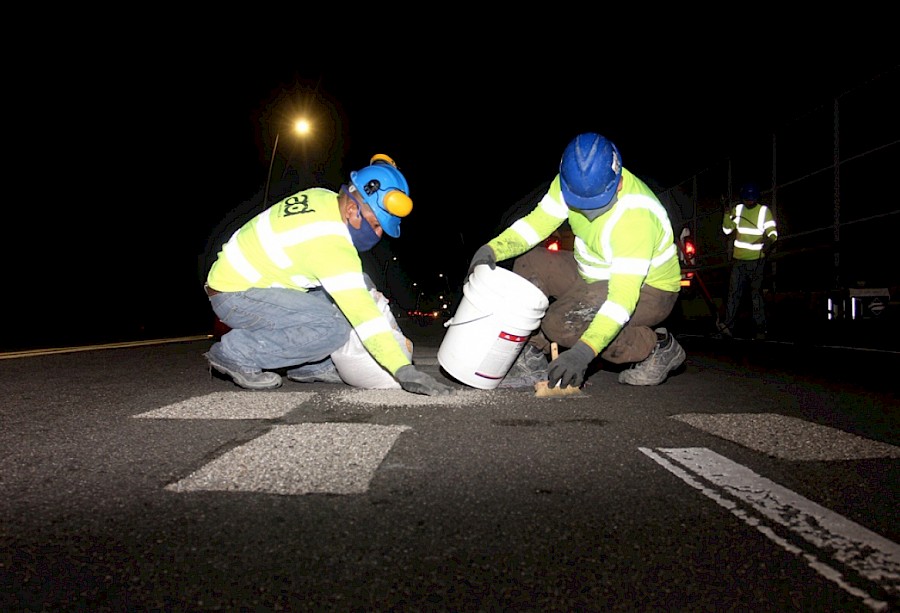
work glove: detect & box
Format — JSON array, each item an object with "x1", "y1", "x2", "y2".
[
  {"x1": 395, "y1": 364, "x2": 456, "y2": 396},
  {"x1": 467, "y1": 244, "x2": 496, "y2": 277},
  {"x1": 362, "y1": 272, "x2": 377, "y2": 290},
  {"x1": 547, "y1": 341, "x2": 596, "y2": 389}
]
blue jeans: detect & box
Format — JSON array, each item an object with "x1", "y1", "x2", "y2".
[
  {"x1": 209, "y1": 288, "x2": 351, "y2": 371},
  {"x1": 723, "y1": 259, "x2": 767, "y2": 332}
]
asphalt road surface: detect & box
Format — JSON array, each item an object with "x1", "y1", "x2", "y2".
[{"x1": 1, "y1": 324, "x2": 898, "y2": 612}]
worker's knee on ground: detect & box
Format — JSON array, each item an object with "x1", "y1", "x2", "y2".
[{"x1": 601, "y1": 326, "x2": 658, "y2": 364}]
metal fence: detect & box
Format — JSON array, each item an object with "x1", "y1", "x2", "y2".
[{"x1": 656, "y1": 67, "x2": 899, "y2": 327}]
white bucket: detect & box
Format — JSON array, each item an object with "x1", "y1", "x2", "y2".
[{"x1": 438, "y1": 265, "x2": 549, "y2": 389}]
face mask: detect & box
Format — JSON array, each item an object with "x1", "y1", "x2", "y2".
[{"x1": 347, "y1": 211, "x2": 381, "y2": 252}]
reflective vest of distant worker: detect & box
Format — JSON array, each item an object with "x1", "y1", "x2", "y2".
[{"x1": 720, "y1": 182, "x2": 778, "y2": 338}]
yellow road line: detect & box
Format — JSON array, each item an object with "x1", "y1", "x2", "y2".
[{"x1": 0, "y1": 335, "x2": 213, "y2": 360}]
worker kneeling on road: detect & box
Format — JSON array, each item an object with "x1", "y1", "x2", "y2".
[
  {"x1": 467, "y1": 133, "x2": 686, "y2": 389},
  {"x1": 203, "y1": 154, "x2": 454, "y2": 397}
]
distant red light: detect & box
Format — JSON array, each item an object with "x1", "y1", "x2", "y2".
[
  {"x1": 683, "y1": 240, "x2": 696, "y2": 257},
  {"x1": 546, "y1": 240, "x2": 560, "y2": 252}
]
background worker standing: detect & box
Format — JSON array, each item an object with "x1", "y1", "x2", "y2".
[
  {"x1": 203, "y1": 154, "x2": 454, "y2": 396},
  {"x1": 720, "y1": 182, "x2": 778, "y2": 340},
  {"x1": 467, "y1": 132, "x2": 685, "y2": 390}
]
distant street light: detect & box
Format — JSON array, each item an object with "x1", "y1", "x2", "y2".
[{"x1": 263, "y1": 118, "x2": 312, "y2": 207}]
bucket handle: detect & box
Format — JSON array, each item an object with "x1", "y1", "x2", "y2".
[{"x1": 443, "y1": 311, "x2": 494, "y2": 328}]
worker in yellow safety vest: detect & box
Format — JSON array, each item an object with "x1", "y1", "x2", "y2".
[
  {"x1": 720, "y1": 182, "x2": 778, "y2": 340},
  {"x1": 467, "y1": 133, "x2": 686, "y2": 390},
  {"x1": 203, "y1": 154, "x2": 454, "y2": 396}
]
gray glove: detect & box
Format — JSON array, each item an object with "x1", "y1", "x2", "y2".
[
  {"x1": 467, "y1": 244, "x2": 496, "y2": 277},
  {"x1": 395, "y1": 365, "x2": 456, "y2": 396},
  {"x1": 547, "y1": 341, "x2": 596, "y2": 389}
]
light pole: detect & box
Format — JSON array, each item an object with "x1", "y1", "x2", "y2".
[
  {"x1": 263, "y1": 118, "x2": 312, "y2": 207},
  {"x1": 382, "y1": 256, "x2": 398, "y2": 294},
  {"x1": 438, "y1": 273, "x2": 453, "y2": 317}
]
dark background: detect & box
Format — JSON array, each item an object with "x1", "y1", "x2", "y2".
[{"x1": 6, "y1": 26, "x2": 897, "y2": 351}]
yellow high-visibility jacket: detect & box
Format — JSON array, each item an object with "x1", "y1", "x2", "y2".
[
  {"x1": 722, "y1": 202, "x2": 778, "y2": 261},
  {"x1": 487, "y1": 170, "x2": 681, "y2": 354},
  {"x1": 207, "y1": 187, "x2": 411, "y2": 374}
]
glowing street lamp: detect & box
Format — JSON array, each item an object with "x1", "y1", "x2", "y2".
[{"x1": 263, "y1": 118, "x2": 312, "y2": 207}]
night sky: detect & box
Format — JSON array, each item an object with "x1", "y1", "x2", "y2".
[{"x1": 9, "y1": 35, "x2": 897, "y2": 350}]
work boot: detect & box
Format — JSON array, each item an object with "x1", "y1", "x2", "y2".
[
  {"x1": 287, "y1": 361, "x2": 344, "y2": 384},
  {"x1": 205, "y1": 344, "x2": 282, "y2": 390},
  {"x1": 498, "y1": 344, "x2": 548, "y2": 389},
  {"x1": 618, "y1": 328, "x2": 686, "y2": 386},
  {"x1": 716, "y1": 322, "x2": 733, "y2": 339}
]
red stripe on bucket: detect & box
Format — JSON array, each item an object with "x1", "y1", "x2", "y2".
[
  {"x1": 475, "y1": 372, "x2": 505, "y2": 380},
  {"x1": 499, "y1": 332, "x2": 529, "y2": 342}
]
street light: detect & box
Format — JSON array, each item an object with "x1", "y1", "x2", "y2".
[{"x1": 263, "y1": 118, "x2": 312, "y2": 207}]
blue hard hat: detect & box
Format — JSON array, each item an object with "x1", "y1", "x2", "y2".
[
  {"x1": 559, "y1": 133, "x2": 623, "y2": 210},
  {"x1": 740, "y1": 183, "x2": 760, "y2": 201},
  {"x1": 350, "y1": 154, "x2": 412, "y2": 238}
]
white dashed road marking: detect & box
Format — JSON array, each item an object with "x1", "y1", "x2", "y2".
[
  {"x1": 672, "y1": 412, "x2": 900, "y2": 460},
  {"x1": 166, "y1": 423, "x2": 410, "y2": 495},
  {"x1": 134, "y1": 391, "x2": 314, "y2": 420},
  {"x1": 642, "y1": 446, "x2": 899, "y2": 611}
]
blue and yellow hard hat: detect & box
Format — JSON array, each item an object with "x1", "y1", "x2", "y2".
[{"x1": 350, "y1": 154, "x2": 412, "y2": 238}]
